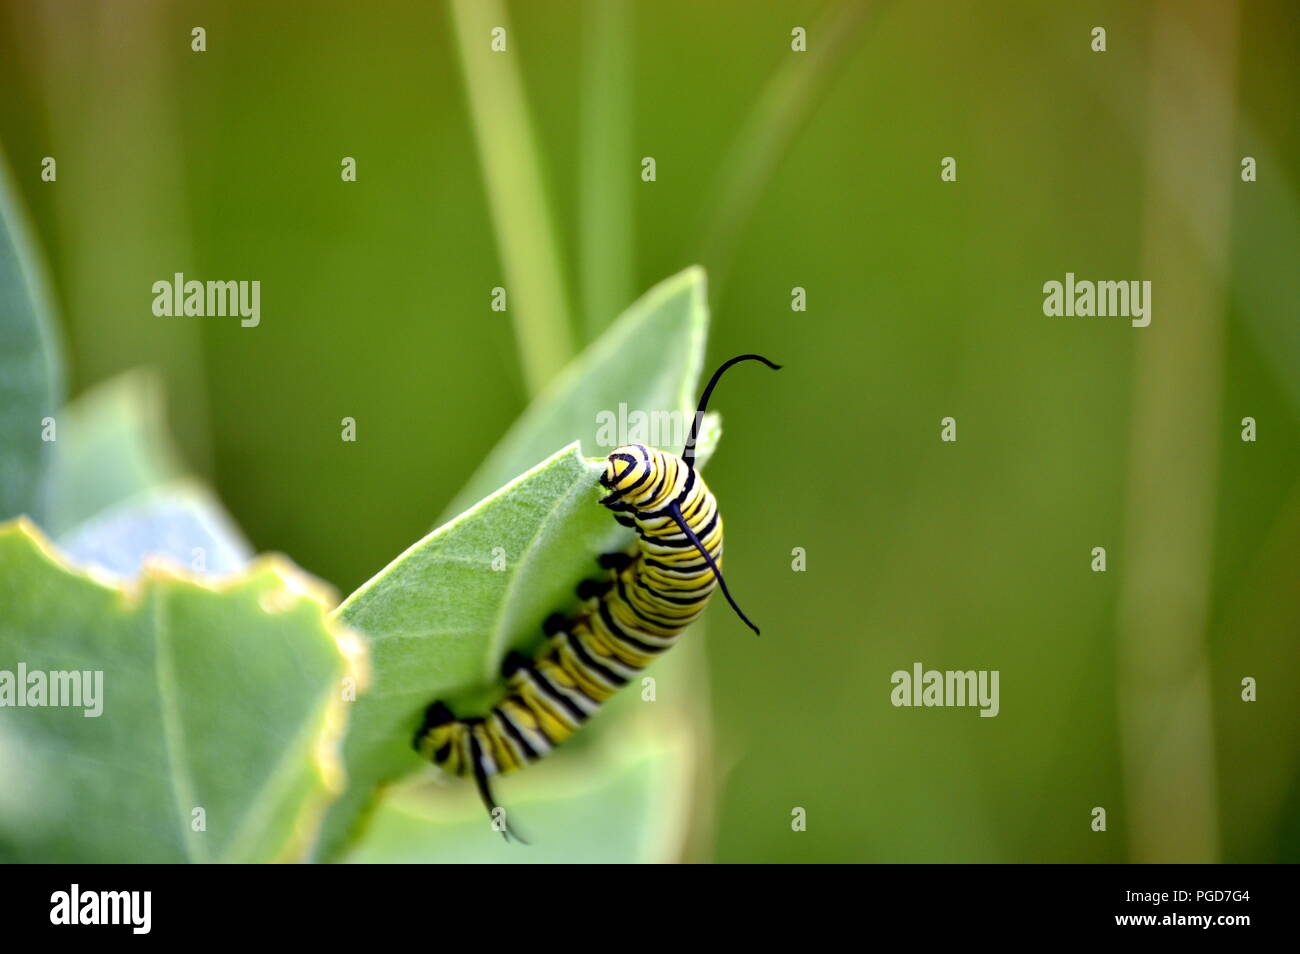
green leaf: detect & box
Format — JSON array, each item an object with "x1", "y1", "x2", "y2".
[
  {"x1": 344, "y1": 717, "x2": 692, "y2": 863},
  {"x1": 442, "y1": 266, "x2": 709, "y2": 518},
  {"x1": 313, "y1": 444, "x2": 619, "y2": 858},
  {"x1": 0, "y1": 148, "x2": 64, "y2": 524},
  {"x1": 44, "y1": 371, "x2": 182, "y2": 537},
  {"x1": 44, "y1": 372, "x2": 250, "y2": 585},
  {"x1": 57, "y1": 479, "x2": 253, "y2": 581},
  {"x1": 313, "y1": 269, "x2": 718, "y2": 860},
  {"x1": 0, "y1": 519, "x2": 367, "y2": 863}
]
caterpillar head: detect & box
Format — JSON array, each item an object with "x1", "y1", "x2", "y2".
[{"x1": 599, "y1": 444, "x2": 656, "y2": 508}]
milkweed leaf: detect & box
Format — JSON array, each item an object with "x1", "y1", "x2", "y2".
[
  {"x1": 314, "y1": 268, "x2": 718, "y2": 861},
  {"x1": 0, "y1": 520, "x2": 367, "y2": 863},
  {"x1": 0, "y1": 149, "x2": 63, "y2": 525}
]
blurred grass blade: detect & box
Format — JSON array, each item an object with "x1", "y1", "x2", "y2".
[
  {"x1": 0, "y1": 519, "x2": 367, "y2": 863},
  {"x1": 696, "y1": 0, "x2": 875, "y2": 292},
  {"x1": 1071, "y1": 5, "x2": 1300, "y2": 418},
  {"x1": 1116, "y1": 0, "x2": 1238, "y2": 864},
  {"x1": 578, "y1": 0, "x2": 635, "y2": 341},
  {"x1": 449, "y1": 0, "x2": 575, "y2": 395},
  {"x1": 0, "y1": 143, "x2": 64, "y2": 525},
  {"x1": 33, "y1": 4, "x2": 213, "y2": 472}
]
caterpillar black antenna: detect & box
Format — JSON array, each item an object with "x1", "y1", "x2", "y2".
[
  {"x1": 677, "y1": 352, "x2": 779, "y2": 633},
  {"x1": 682, "y1": 353, "x2": 781, "y2": 467},
  {"x1": 470, "y1": 741, "x2": 529, "y2": 845},
  {"x1": 667, "y1": 500, "x2": 760, "y2": 637}
]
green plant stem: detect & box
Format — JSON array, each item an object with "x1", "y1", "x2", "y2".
[
  {"x1": 577, "y1": 0, "x2": 635, "y2": 342},
  {"x1": 449, "y1": 0, "x2": 575, "y2": 396},
  {"x1": 1116, "y1": 0, "x2": 1238, "y2": 864}
]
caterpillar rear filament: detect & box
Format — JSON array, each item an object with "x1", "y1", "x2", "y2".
[{"x1": 413, "y1": 353, "x2": 780, "y2": 841}]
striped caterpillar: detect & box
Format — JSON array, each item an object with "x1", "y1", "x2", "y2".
[{"x1": 413, "y1": 354, "x2": 780, "y2": 840}]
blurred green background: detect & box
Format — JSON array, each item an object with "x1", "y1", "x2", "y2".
[{"x1": 1, "y1": 0, "x2": 1296, "y2": 862}]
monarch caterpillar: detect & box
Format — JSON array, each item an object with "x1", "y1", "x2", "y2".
[{"x1": 413, "y1": 353, "x2": 781, "y2": 840}]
